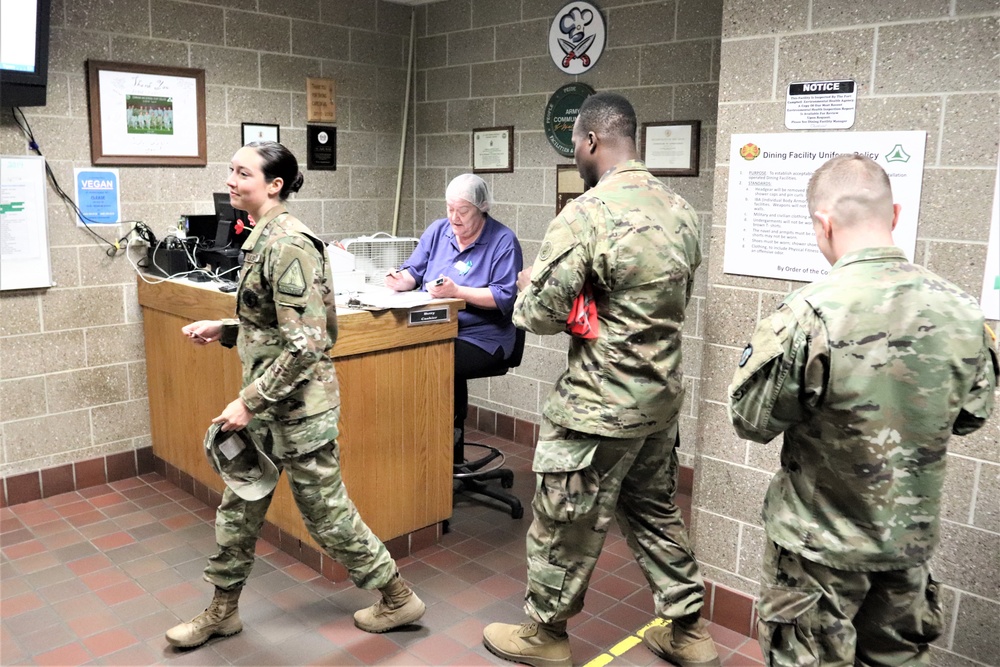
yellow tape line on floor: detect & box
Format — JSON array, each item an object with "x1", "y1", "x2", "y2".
[{"x1": 581, "y1": 618, "x2": 669, "y2": 667}]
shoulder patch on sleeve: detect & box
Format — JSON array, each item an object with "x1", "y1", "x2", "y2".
[{"x1": 277, "y1": 258, "x2": 307, "y2": 297}]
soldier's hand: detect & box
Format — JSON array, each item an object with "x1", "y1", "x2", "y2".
[
  {"x1": 213, "y1": 397, "x2": 253, "y2": 432},
  {"x1": 516, "y1": 267, "x2": 532, "y2": 291},
  {"x1": 183, "y1": 320, "x2": 222, "y2": 345}
]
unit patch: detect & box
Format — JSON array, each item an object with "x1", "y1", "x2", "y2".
[{"x1": 277, "y1": 259, "x2": 307, "y2": 296}]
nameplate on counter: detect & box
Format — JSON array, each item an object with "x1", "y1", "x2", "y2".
[{"x1": 408, "y1": 307, "x2": 450, "y2": 326}]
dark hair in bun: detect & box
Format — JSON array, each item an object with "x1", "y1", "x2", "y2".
[{"x1": 246, "y1": 141, "x2": 304, "y2": 200}]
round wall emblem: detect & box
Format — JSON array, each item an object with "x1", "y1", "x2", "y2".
[
  {"x1": 548, "y1": 1, "x2": 606, "y2": 75},
  {"x1": 543, "y1": 82, "x2": 596, "y2": 157},
  {"x1": 740, "y1": 143, "x2": 760, "y2": 160}
]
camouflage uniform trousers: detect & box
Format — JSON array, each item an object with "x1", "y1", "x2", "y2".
[
  {"x1": 757, "y1": 539, "x2": 943, "y2": 667},
  {"x1": 204, "y1": 410, "x2": 396, "y2": 592},
  {"x1": 524, "y1": 418, "x2": 706, "y2": 624}
]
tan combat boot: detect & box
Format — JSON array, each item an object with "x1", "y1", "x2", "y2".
[
  {"x1": 643, "y1": 617, "x2": 721, "y2": 667},
  {"x1": 482, "y1": 620, "x2": 572, "y2": 667},
  {"x1": 353, "y1": 573, "x2": 426, "y2": 633},
  {"x1": 165, "y1": 586, "x2": 243, "y2": 649}
]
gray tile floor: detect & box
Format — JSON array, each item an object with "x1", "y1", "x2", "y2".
[{"x1": 0, "y1": 429, "x2": 762, "y2": 666}]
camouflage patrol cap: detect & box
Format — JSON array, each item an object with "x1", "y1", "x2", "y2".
[{"x1": 204, "y1": 423, "x2": 279, "y2": 501}]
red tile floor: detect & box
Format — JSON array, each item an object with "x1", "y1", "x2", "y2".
[{"x1": 1, "y1": 430, "x2": 763, "y2": 666}]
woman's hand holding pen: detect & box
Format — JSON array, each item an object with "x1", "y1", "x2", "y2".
[
  {"x1": 182, "y1": 320, "x2": 222, "y2": 345},
  {"x1": 385, "y1": 268, "x2": 416, "y2": 292}
]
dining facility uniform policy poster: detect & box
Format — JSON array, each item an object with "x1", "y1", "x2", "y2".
[{"x1": 724, "y1": 131, "x2": 926, "y2": 283}]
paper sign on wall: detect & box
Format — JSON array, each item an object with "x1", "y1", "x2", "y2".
[
  {"x1": 1, "y1": 155, "x2": 53, "y2": 291},
  {"x1": 980, "y1": 156, "x2": 999, "y2": 320},
  {"x1": 74, "y1": 167, "x2": 121, "y2": 225},
  {"x1": 785, "y1": 80, "x2": 857, "y2": 129},
  {"x1": 724, "y1": 131, "x2": 926, "y2": 283}
]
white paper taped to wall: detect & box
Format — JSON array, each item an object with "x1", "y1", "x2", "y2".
[
  {"x1": 980, "y1": 156, "x2": 999, "y2": 321},
  {"x1": 1, "y1": 155, "x2": 53, "y2": 291}
]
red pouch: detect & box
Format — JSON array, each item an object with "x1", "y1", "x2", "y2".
[{"x1": 566, "y1": 282, "x2": 599, "y2": 339}]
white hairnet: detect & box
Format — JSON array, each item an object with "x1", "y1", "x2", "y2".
[{"x1": 445, "y1": 174, "x2": 492, "y2": 212}]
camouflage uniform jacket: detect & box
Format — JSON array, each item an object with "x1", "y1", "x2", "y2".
[
  {"x1": 729, "y1": 246, "x2": 998, "y2": 571},
  {"x1": 514, "y1": 159, "x2": 701, "y2": 458},
  {"x1": 219, "y1": 205, "x2": 340, "y2": 422}
]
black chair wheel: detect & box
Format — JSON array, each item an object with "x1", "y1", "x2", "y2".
[
  {"x1": 511, "y1": 506, "x2": 524, "y2": 519},
  {"x1": 500, "y1": 471, "x2": 514, "y2": 489}
]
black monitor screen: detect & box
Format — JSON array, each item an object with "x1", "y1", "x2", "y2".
[
  {"x1": 183, "y1": 214, "x2": 218, "y2": 246},
  {"x1": 212, "y1": 192, "x2": 250, "y2": 249},
  {"x1": 0, "y1": 0, "x2": 51, "y2": 107}
]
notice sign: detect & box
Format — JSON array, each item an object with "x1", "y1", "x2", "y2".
[
  {"x1": 74, "y1": 167, "x2": 121, "y2": 225},
  {"x1": 785, "y1": 80, "x2": 857, "y2": 130},
  {"x1": 724, "y1": 131, "x2": 926, "y2": 283}
]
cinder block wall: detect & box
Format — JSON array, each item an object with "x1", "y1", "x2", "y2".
[
  {"x1": 695, "y1": 3, "x2": 999, "y2": 665},
  {"x1": 0, "y1": 0, "x2": 415, "y2": 486},
  {"x1": 409, "y1": 0, "x2": 723, "y2": 464}
]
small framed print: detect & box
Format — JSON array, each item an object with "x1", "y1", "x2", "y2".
[
  {"x1": 472, "y1": 126, "x2": 514, "y2": 174},
  {"x1": 556, "y1": 164, "x2": 588, "y2": 215},
  {"x1": 641, "y1": 120, "x2": 701, "y2": 177},
  {"x1": 241, "y1": 122, "x2": 280, "y2": 146}
]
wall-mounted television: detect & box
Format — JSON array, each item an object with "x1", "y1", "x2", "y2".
[{"x1": 0, "y1": 0, "x2": 52, "y2": 108}]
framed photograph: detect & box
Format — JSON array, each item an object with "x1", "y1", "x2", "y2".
[
  {"x1": 242, "y1": 122, "x2": 280, "y2": 146},
  {"x1": 556, "y1": 164, "x2": 588, "y2": 215},
  {"x1": 472, "y1": 126, "x2": 514, "y2": 174},
  {"x1": 86, "y1": 60, "x2": 207, "y2": 166},
  {"x1": 641, "y1": 120, "x2": 701, "y2": 177}
]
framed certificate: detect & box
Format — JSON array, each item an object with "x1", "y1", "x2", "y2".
[
  {"x1": 641, "y1": 120, "x2": 701, "y2": 177},
  {"x1": 241, "y1": 122, "x2": 280, "y2": 146},
  {"x1": 556, "y1": 164, "x2": 588, "y2": 215},
  {"x1": 472, "y1": 126, "x2": 514, "y2": 174},
  {"x1": 86, "y1": 60, "x2": 207, "y2": 166}
]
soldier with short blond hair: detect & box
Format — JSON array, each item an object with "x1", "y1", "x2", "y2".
[{"x1": 730, "y1": 154, "x2": 998, "y2": 666}]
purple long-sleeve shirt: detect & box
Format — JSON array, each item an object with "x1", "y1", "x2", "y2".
[{"x1": 403, "y1": 215, "x2": 522, "y2": 357}]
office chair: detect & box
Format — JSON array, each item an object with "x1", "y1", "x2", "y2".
[{"x1": 453, "y1": 328, "x2": 525, "y2": 519}]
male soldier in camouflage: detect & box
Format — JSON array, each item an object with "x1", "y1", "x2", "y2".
[
  {"x1": 729, "y1": 154, "x2": 998, "y2": 666},
  {"x1": 482, "y1": 92, "x2": 720, "y2": 667},
  {"x1": 167, "y1": 142, "x2": 424, "y2": 648}
]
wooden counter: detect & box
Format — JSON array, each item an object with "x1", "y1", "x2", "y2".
[{"x1": 138, "y1": 277, "x2": 458, "y2": 545}]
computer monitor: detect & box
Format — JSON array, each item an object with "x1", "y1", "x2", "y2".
[
  {"x1": 212, "y1": 192, "x2": 250, "y2": 250},
  {"x1": 0, "y1": 0, "x2": 51, "y2": 107},
  {"x1": 183, "y1": 214, "x2": 218, "y2": 246}
]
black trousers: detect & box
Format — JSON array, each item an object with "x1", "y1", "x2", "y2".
[{"x1": 454, "y1": 339, "x2": 506, "y2": 462}]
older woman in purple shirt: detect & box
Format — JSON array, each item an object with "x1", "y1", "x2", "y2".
[{"x1": 386, "y1": 174, "x2": 522, "y2": 455}]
